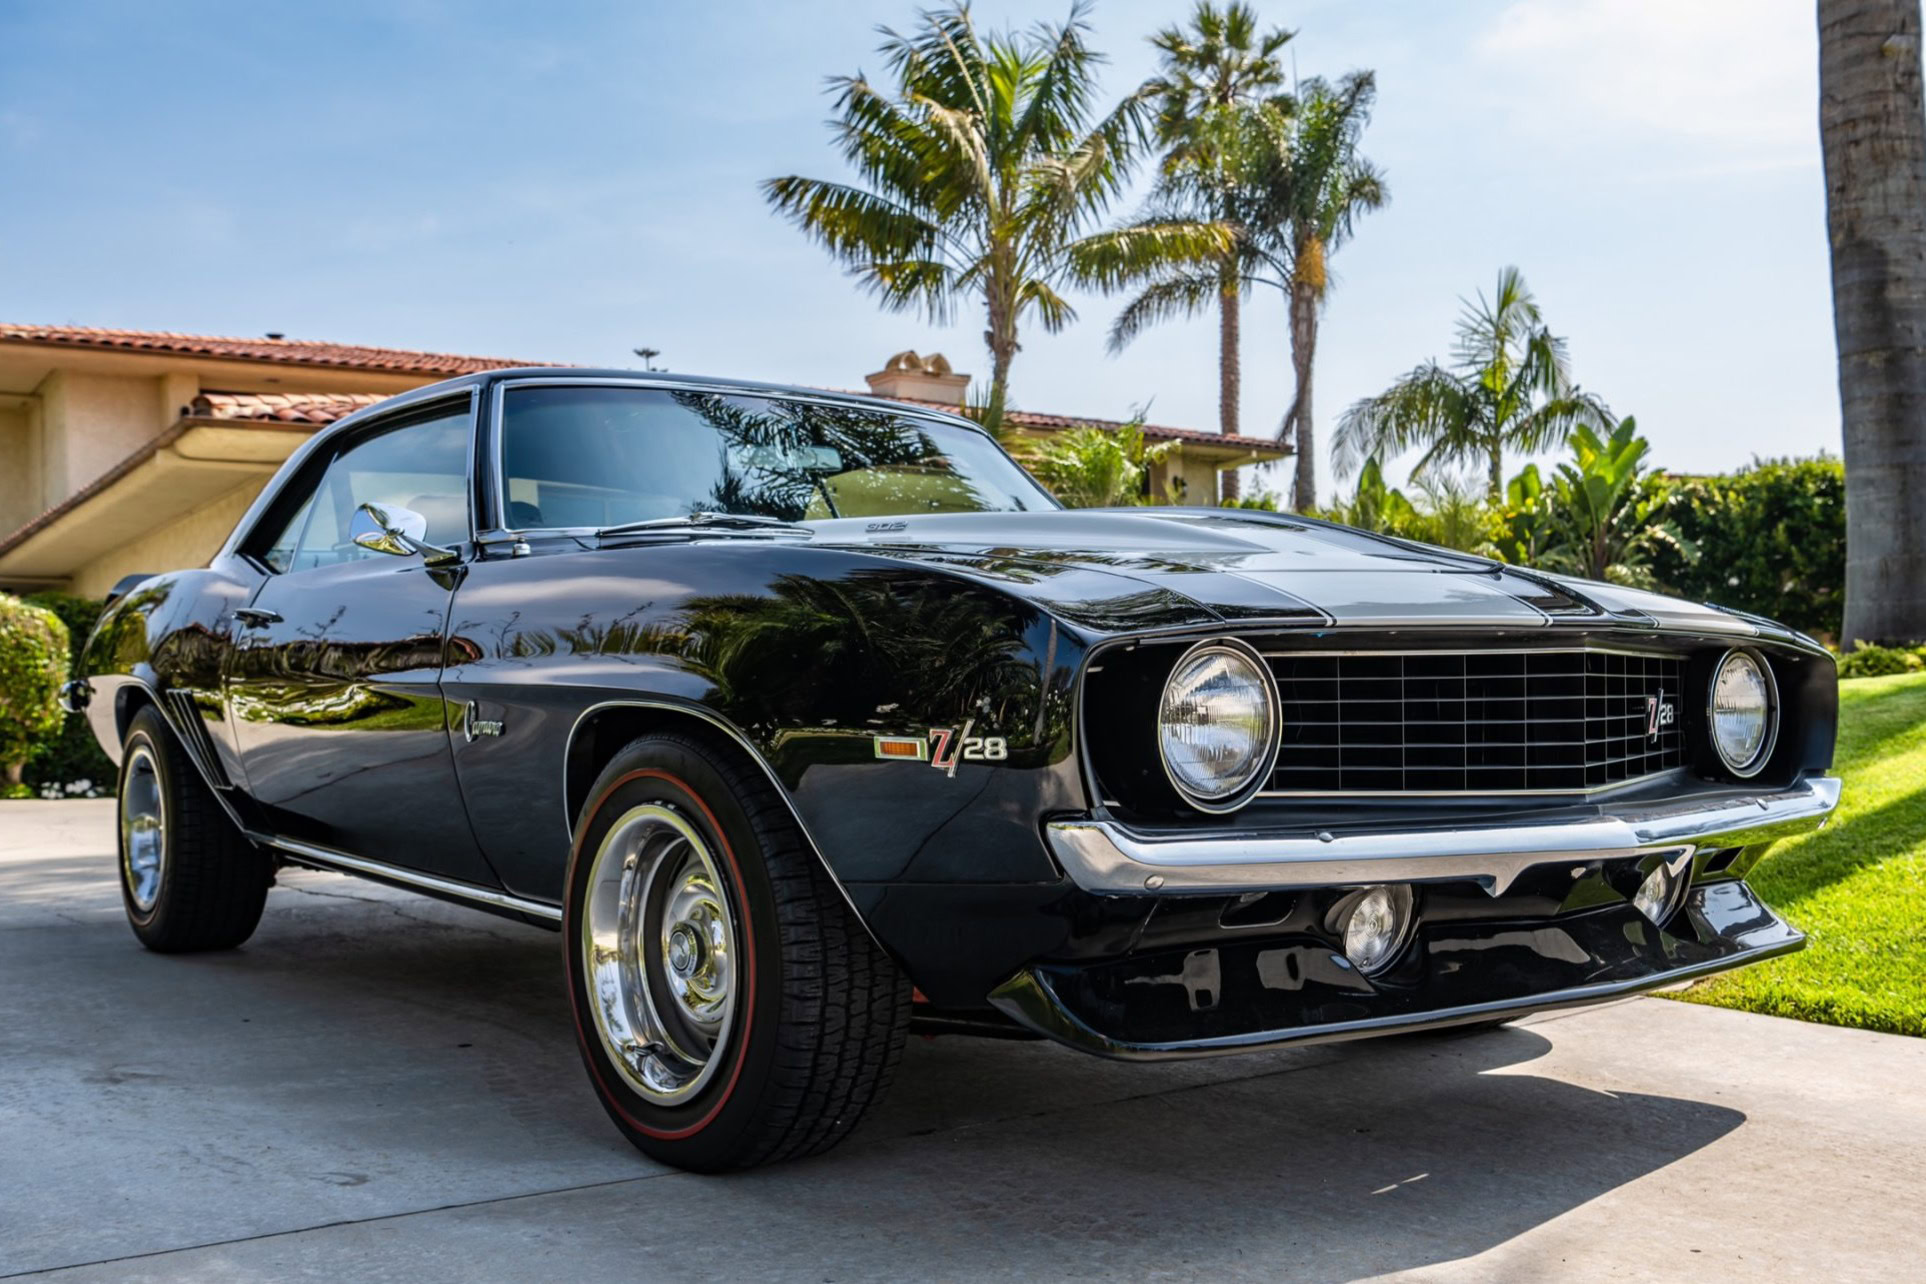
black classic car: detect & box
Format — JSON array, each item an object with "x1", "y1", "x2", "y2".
[{"x1": 70, "y1": 369, "x2": 1839, "y2": 1171}]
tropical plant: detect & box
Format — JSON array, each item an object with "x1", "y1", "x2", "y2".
[
  {"x1": 1333, "y1": 266, "x2": 1610, "y2": 500},
  {"x1": 1073, "y1": 3, "x2": 1291, "y2": 446},
  {"x1": 1493, "y1": 463, "x2": 1557, "y2": 567},
  {"x1": 1537, "y1": 418, "x2": 1696, "y2": 588},
  {"x1": 1818, "y1": 0, "x2": 1926, "y2": 644},
  {"x1": 1017, "y1": 422, "x2": 1170, "y2": 508},
  {"x1": 764, "y1": 4, "x2": 1216, "y2": 430},
  {"x1": 0, "y1": 592, "x2": 70, "y2": 797},
  {"x1": 1325, "y1": 456, "x2": 1420, "y2": 535},
  {"x1": 1323, "y1": 458, "x2": 1497, "y2": 556}
]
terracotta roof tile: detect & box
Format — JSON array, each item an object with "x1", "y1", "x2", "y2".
[
  {"x1": 0, "y1": 323, "x2": 548, "y2": 376},
  {"x1": 882, "y1": 395, "x2": 1287, "y2": 452},
  {"x1": 189, "y1": 391, "x2": 388, "y2": 425}
]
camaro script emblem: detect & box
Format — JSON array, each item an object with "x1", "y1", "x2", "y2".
[{"x1": 462, "y1": 701, "x2": 504, "y2": 743}]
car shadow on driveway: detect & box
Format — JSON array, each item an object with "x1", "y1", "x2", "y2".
[{"x1": 2, "y1": 863, "x2": 1747, "y2": 1280}]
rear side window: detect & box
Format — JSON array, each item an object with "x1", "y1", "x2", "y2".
[{"x1": 256, "y1": 406, "x2": 470, "y2": 572}]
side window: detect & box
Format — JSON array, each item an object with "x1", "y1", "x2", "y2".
[{"x1": 256, "y1": 405, "x2": 470, "y2": 573}]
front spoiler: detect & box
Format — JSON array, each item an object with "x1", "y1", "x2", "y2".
[
  {"x1": 987, "y1": 880, "x2": 1804, "y2": 1060},
  {"x1": 1045, "y1": 776, "x2": 1841, "y2": 896}
]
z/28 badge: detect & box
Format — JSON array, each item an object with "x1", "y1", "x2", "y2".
[{"x1": 874, "y1": 720, "x2": 1008, "y2": 777}]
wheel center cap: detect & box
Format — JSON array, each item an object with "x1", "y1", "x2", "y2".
[{"x1": 667, "y1": 924, "x2": 701, "y2": 975}]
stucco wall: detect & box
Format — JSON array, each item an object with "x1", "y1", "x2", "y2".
[
  {"x1": 70, "y1": 480, "x2": 266, "y2": 600},
  {"x1": 0, "y1": 401, "x2": 45, "y2": 534},
  {"x1": 40, "y1": 370, "x2": 174, "y2": 508},
  {"x1": 1151, "y1": 450, "x2": 1224, "y2": 506}
]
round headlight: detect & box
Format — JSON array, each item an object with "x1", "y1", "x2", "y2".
[
  {"x1": 1157, "y1": 639, "x2": 1280, "y2": 811},
  {"x1": 1708, "y1": 649, "x2": 1778, "y2": 777}
]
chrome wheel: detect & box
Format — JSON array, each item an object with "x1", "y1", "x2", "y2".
[
  {"x1": 580, "y1": 803, "x2": 740, "y2": 1105},
  {"x1": 120, "y1": 743, "x2": 166, "y2": 913}
]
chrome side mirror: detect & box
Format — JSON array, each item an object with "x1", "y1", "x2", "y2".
[{"x1": 351, "y1": 503, "x2": 459, "y2": 566}]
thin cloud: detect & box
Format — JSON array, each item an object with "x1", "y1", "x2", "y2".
[{"x1": 1477, "y1": 0, "x2": 1817, "y2": 162}]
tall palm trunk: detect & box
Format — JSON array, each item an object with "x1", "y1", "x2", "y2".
[
  {"x1": 1821, "y1": 0, "x2": 1926, "y2": 644},
  {"x1": 1219, "y1": 259, "x2": 1242, "y2": 500},
  {"x1": 985, "y1": 276, "x2": 1018, "y2": 436},
  {"x1": 1287, "y1": 276, "x2": 1318, "y2": 511},
  {"x1": 1487, "y1": 442, "x2": 1505, "y2": 503}
]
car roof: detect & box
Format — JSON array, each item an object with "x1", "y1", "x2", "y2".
[{"x1": 331, "y1": 367, "x2": 987, "y2": 435}]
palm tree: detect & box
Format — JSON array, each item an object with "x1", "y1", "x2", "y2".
[
  {"x1": 1819, "y1": 0, "x2": 1926, "y2": 644},
  {"x1": 763, "y1": 4, "x2": 1218, "y2": 430},
  {"x1": 1137, "y1": 3, "x2": 1292, "y2": 441},
  {"x1": 1260, "y1": 74, "x2": 1388, "y2": 512},
  {"x1": 1333, "y1": 266, "x2": 1610, "y2": 501}
]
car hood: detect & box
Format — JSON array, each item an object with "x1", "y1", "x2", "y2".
[{"x1": 796, "y1": 508, "x2": 1765, "y2": 637}]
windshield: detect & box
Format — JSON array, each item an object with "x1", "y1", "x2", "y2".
[{"x1": 498, "y1": 385, "x2": 1056, "y2": 529}]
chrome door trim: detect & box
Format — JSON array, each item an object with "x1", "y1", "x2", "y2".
[{"x1": 259, "y1": 833, "x2": 563, "y2": 923}]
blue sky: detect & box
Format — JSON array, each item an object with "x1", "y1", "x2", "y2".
[{"x1": 0, "y1": 0, "x2": 1837, "y2": 500}]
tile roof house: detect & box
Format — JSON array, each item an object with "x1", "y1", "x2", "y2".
[{"x1": 0, "y1": 326, "x2": 1286, "y2": 598}]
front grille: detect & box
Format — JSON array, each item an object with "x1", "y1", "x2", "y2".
[{"x1": 1266, "y1": 650, "x2": 1686, "y2": 794}]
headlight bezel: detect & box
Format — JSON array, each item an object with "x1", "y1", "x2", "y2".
[
  {"x1": 1706, "y1": 647, "x2": 1780, "y2": 779},
  {"x1": 1155, "y1": 636, "x2": 1282, "y2": 813}
]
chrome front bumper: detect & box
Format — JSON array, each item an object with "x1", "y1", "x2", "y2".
[{"x1": 1045, "y1": 776, "x2": 1841, "y2": 896}]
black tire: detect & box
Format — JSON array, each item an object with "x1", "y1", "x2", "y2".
[
  {"x1": 563, "y1": 730, "x2": 911, "y2": 1172},
  {"x1": 117, "y1": 705, "x2": 270, "y2": 952}
]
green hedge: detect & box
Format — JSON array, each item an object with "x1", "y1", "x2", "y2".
[
  {"x1": 1837, "y1": 641, "x2": 1926, "y2": 678},
  {"x1": 21, "y1": 592, "x2": 114, "y2": 799},
  {"x1": 1650, "y1": 457, "x2": 1845, "y2": 640},
  {"x1": 1, "y1": 593, "x2": 70, "y2": 798}
]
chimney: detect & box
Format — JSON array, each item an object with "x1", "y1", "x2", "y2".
[{"x1": 863, "y1": 350, "x2": 971, "y2": 405}]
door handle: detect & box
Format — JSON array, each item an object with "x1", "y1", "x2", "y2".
[{"x1": 233, "y1": 607, "x2": 282, "y2": 628}]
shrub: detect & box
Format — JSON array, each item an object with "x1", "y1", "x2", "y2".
[
  {"x1": 1836, "y1": 641, "x2": 1926, "y2": 679},
  {"x1": 0, "y1": 593, "x2": 71, "y2": 798},
  {"x1": 1018, "y1": 422, "x2": 1171, "y2": 508},
  {"x1": 1650, "y1": 456, "x2": 1844, "y2": 640},
  {"x1": 22, "y1": 593, "x2": 114, "y2": 798}
]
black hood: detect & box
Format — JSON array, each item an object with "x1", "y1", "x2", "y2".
[{"x1": 797, "y1": 507, "x2": 1771, "y2": 639}]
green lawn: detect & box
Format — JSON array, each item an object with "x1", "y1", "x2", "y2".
[{"x1": 1673, "y1": 671, "x2": 1926, "y2": 1037}]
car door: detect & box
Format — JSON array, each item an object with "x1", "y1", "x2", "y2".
[{"x1": 223, "y1": 396, "x2": 498, "y2": 887}]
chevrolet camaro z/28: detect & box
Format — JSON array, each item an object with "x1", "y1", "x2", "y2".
[{"x1": 68, "y1": 370, "x2": 1839, "y2": 1171}]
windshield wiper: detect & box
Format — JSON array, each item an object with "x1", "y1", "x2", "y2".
[{"x1": 597, "y1": 512, "x2": 813, "y2": 537}]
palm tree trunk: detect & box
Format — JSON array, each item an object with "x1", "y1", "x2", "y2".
[
  {"x1": 984, "y1": 290, "x2": 1017, "y2": 439},
  {"x1": 1488, "y1": 443, "x2": 1505, "y2": 502},
  {"x1": 1821, "y1": 0, "x2": 1926, "y2": 644},
  {"x1": 1219, "y1": 262, "x2": 1241, "y2": 501},
  {"x1": 1288, "y1": 279, "x2": 1318, "y2": 511}
]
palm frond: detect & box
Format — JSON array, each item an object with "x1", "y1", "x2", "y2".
[
  {"x1": 1104, "y1": 271, "x2": 1220, "y2": 352},
  {"x1": 1331, "y1": 363, "x2": 1475, "y2": 478},
  {"x1": 1063, "y1": 218, "x2": 1233, "y2": 290}
]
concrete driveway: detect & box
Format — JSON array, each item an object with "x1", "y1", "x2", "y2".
[{"x1": 2, "y1": 800, "x2": 1921, "y2": 1282}]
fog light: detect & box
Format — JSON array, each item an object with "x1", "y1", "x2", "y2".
[
  {"x1": 1632, "y1": 852, "x2": 1693, "y2": 926},
  {"x1": 1341, "y1": 884, "x2": 1415, "y2": 975}
]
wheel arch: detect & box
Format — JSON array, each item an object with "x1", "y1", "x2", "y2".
[
  {"x1": 114, "y1": 678, "x2": 159, "y2": 749},
  {"x1": 562, "y1": 699, "x2": 892, "y2": 955}
]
